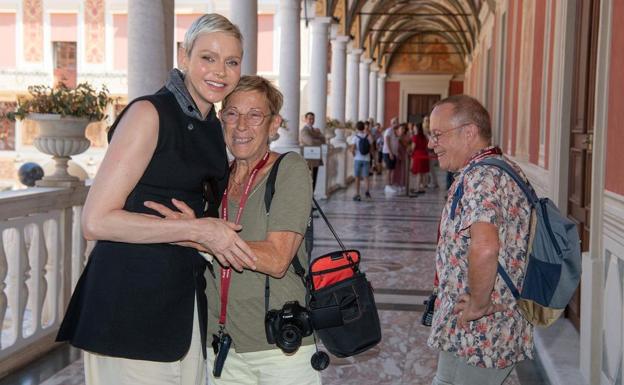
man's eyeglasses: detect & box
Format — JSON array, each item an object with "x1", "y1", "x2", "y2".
[
  {"x1": 429, "y1": 123, "x2": 470, "y2": 144},
  {"x1": 221, "y1": 108, "x2": 273, "y2": 126}
]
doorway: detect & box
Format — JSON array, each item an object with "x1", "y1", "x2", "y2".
[
  {"x1": 566, "y1": 0, "x2": 600, "y2": 330},
  {"x1": 407, "y1": 94, "x2": 440, "y2": 124}
]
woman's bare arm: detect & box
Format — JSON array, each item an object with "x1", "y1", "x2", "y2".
[
  {"x1": 82, "y1": 101, "x2": 256, "y2": 271},
  {"x1": 143, "y1": 199, "x2": 302, "y2": 275},
  {"x1": 247, "y1": 231, "x2": 304, "y2": 278}
]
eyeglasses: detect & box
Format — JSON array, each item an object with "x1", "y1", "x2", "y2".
[
  {"x1": 221, "y1": 108, "x2": 273, "y2": 126},
  {"x1": 429, "y1": 123, "x2": 470, "y2": 144}
]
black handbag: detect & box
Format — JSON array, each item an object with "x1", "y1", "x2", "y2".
[
  {"x1": 264, "y1": 153, "x2": 381, "y2": 358},
  {"x1": 306, "y1": 200, "x2": 382, "y2": 357}
]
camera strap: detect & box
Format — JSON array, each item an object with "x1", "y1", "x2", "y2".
[{"x1": 219, "y1": 150, "x2": 271, "y2": 327}]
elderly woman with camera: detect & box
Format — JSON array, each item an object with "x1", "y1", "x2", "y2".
[{"x1": 147, "y1": 75, "x2": 320, "y2": 385}]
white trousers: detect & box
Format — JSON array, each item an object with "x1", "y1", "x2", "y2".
[
  {"x1": 206, "y1": 344, "x2": 322, "y2": 385},
  {"x1": 84, "y1": 300, "x2": 205, "y2": 385}
]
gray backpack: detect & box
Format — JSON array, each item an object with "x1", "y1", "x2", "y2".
[{"x1": 451, "y1": 158, "x2": 582, "y2": 327}]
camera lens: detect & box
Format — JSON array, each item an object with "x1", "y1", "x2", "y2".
[{"x1": 277, "y1": 325, "x2": 302, "y2": 354}]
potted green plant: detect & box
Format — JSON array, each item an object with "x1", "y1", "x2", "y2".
[{"x1": 7, "y1": 82, "x2": 113, "y2": 186}]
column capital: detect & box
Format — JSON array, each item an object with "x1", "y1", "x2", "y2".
[
  {"x1": 370, "y1": 64, "x2": 379, "y2": 73},
  {"x1": 378, "y1": 72, "x2": 388, "y2": 79},
  {"x1": 310, "y1": 16, "x2": 333, "y2": 25},
  {"x1": 331, "y1": 35, "x2": 351, "y2": 45},
  {"x1": 362, "y1": 58, "x2": 374, "y2": 65},
  {"x1": 348, "y1": 48, "x2": 364, "y2": 56}
]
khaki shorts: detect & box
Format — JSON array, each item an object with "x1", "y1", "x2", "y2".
[
  {"x1": 207, "y1": 344, "x2": 322, "y2": 385},
  {"x1": 84, "y1": 300, "x2": 205, "y2": 385},
  {"x1": 432, "y1": 351, "x2": 514, "y2": 385}
]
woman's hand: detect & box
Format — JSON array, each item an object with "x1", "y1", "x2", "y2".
[
  {"x1": 144, "y1": 198, "x2": 197, "y2": 220},
  {"x1": 144, "y1": 199, "x2": 257, "y2": 272}
]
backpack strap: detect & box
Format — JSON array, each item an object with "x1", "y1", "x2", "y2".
[
  {"x1": 450, "y1": 158, "x2": 538, "y2": 219},
  {"x1": 449, "y1": 157, "x2": 535, "y2": 301}
]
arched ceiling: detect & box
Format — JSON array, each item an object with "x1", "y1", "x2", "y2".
[{"x1": 317, "y1": 0, "x2": 490, "y2": 73}]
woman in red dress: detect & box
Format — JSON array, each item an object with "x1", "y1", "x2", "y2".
[{"x1": 410, "y1": 123, "x2": 430, "y2": 193}]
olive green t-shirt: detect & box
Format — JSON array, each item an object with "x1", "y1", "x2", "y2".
[{"x1": 206, "y1": 152, "x2": 313, "y2": 353}]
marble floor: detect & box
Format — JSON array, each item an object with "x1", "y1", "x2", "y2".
[{"x1": 2, "y1": 173, "x2": 551, "y2": 385}]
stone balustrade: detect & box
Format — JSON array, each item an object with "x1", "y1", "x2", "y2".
[{"x1": 0, "y1": 186, "x2": 89, "y2": 378}]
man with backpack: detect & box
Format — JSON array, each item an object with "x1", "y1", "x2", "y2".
[
  {"x1": 427, "y1": 95, "x2": 533, "y2": 385},
  {"x1": 349, "y1": 121, "x2": 373, "y2": 201}
]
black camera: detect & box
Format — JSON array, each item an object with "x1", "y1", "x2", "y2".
[{"x1": 265, "y1": 301, "x2": 313, "y2": 354}]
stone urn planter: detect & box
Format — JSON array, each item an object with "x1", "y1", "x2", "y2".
[{"x1": 29, "y1": 113, "x2": 91, "y2": 187}]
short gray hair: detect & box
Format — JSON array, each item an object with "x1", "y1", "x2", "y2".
[
  {"x1": 433, "y1": 95, "x2": 492, "y2": 142},
  {"x1": 183, "y1": 14, "x2": 243, "y2": 55}
]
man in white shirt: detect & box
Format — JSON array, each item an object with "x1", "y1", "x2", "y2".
[
  {"x1": 382, "y1": 117, "x2": 400, "y2": 193},
  {"x1": 349, "y1": 121, "x2": 373, "y2": 201}
]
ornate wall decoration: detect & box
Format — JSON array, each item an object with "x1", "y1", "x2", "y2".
[
  {"x1": 23, "y1": 0, "x2": 43, "y2": 63},
  {"x1": 388, "y1": 36, "x2": 465, "y2": 75},
  {"x1": 84, "y1": 0, "x2": 106, "y2": 64}
]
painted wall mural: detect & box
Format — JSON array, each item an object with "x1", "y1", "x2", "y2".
[
  {"x1": 387, "y1": 36, "x2": 464, "y2": 75},
  {"x1": 85, "y1": 0, "x2": 106, "y2": 64},
  {"x1": 23, "y1": 0, "x2": 43, "y2": 63}
]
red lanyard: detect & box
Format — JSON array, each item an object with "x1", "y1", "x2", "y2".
[
  {"x1": 218, "y1": 151, "x2": 271, "y2": 327},
  {"x1": 464, "y1": 146, "x2": 502, "y2": 166}
]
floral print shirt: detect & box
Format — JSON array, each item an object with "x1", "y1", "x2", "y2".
[{"x1": 427, "y1": 147, "x2": 534, "y2": 369}]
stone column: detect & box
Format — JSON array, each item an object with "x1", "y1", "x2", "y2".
[
  {"x1": 329, "y1": 35, "x2": 350, "y2": 124},
  {"x1": 345, "y1": 48, "x2": 362, "y2": 124},
  {"x1": 229, "y1": 0, "x2": 257, "y2": 75},
  {"x1": 308, "y1": 17, "x2": 332, "y2": 132},
  {"x1": 377, "y1": 73, "x2": 387, "y2": 126},
  {"x1": 273, "y1": 0, "x2": 301, "y2": 152},
  {"x1": 128, "y1": 0, "x2": 174, "y2": 100},
  {"x1": 358, "y1": 58, "x2": 372, "y2": 121},
  {"x1": 368, "y1": 65, "x2": 378, "y2": 123}
]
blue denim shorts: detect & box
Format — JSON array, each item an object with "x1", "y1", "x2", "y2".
[{"x1": 354, "y1": 160, "x2": 370, "y2": 178}]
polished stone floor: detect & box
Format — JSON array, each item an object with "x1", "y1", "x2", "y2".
[{"x1": 2, "y1": 173, "x2": 550, "y2": 385}]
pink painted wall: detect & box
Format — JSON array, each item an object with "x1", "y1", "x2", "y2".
[
  {"x1": 113, "y1": 14, "x2": 127, "y2": 71},
  {"x1": 0, "y1": 13, "x2": 16, "y2": 68},
  {"x1": 258, "y1": 14, "x2": 273, "y2": 72},
  {"x1": 488, "y1": 26, "x2": 497, "y2": 115},
  {"x1": 510, "y1": 0, "x2": 524, "y2": 156},
  {"x1": 544, "y1": 0, "x2": 557, "y2": 168},
  {"x1": 529, "y1": 1, "x2": 546, "y2": 165},
  {"x1": 502, "y1": 4, "x2": 515, "y2": 154},
  {"x1": 50, "y1": 13, "x2": 77, "y2": 41},
  {"x1": 605, "y1": 0, "x2": 624, "y2": 194},
  {"x1": 384, "y1": 81, "x2": 400, "y2": 128}
]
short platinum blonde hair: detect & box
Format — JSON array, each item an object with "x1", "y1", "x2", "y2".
[{"x1": 183, "y1": 14, "x2": 243, "y2": 55}]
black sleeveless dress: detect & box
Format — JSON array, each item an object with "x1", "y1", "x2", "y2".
[{"x1": 56, "y1": 86, "x2": 228, "y2": 362}]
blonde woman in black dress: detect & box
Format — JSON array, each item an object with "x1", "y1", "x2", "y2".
[{"x1": 57, "y1": 14, "x2": 254, "y2": 385}]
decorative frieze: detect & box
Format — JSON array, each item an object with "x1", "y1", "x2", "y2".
[
  {"x1": 22, "y1": 0, "x2": 43, "y2": 63},
  {"x1": 84, "y1": 0, "x2": 106, "y2": 64}
]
